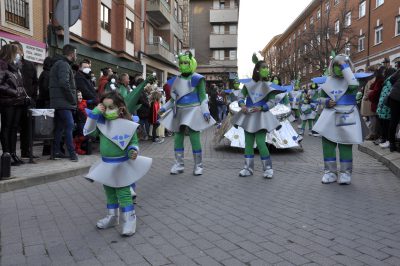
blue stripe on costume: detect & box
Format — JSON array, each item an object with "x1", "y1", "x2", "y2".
[
  {"x1": 121, "y1": 205, "x2": 135, "y2": 212},
  {"x1": 177, "y1": 92, "x2": 200, "y2": 105},
  {"x1": 336, "y1": 94, "x2": 356, "y2": 105},
  {"x1": 175, "y1": 148, "x2": 184, "y2": 152},
  {"x1": 324, "y1": 157, "x2": 337, "y2": 162},
  {"x1": 191, "y1": 73, "x2": 204, "y2": 87},
  {"x1": 340, "y1": 159, "x2": 353, "y2": 163},
  {"x1": 102, "y1": 156, "x2": 129, "y2": 163},
  {"x1": 261, "y1": 156, "x2": 271, "y2": 160},
  {"x1": 245, "y1": 97, "x2": 267, "y2": 107},
  {"x1": 192, "y1": 150, "x2": 202, "y2": 154},
  {"x1": 244, "y1": 155, "x2": 255, "y2": 158},
  {"x1": 107, "y1": 203, "x2": 119, "y2": 209}
]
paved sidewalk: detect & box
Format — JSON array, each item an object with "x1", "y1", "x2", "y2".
[{"x1": 358, "y1": 141, "x2": 400, "y2": 178}]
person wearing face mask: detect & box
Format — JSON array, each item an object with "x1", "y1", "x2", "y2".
[
  {"x1": 313, "y1": 54, "x2": 368, "y2": 185},
  {"x1": 10, "y1": 41, "x2": 39, "y2": 159},
  {"x1": 231, "y1": 54, "x2": 285, "y2": 178},
  {"x1": 74, "y1": 59, "x2": 97, "y2": 108},
  {"x1": 0, "y1": 44, "x2": 30, "y2": 168},
  {"x1": 158, "y1": 51, "x2": 216, "y2": 176},
  {"x1": 49, "y1": 44, "x2": 79, "y2": 162},
  {"x1": 83, "y1": 91, "x2": 152, "y2": 236}
]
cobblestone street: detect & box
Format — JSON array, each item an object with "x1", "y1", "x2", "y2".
[{"x1": 1, "y1": 128, "x2": 400, "y2": 266}]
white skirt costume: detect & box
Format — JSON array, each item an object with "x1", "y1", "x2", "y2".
[
  {"x1": 159, "y1": 73, "x2": 216, "y2": 132},
  {"x1": 312, "y1": 70, "x2": 368, "y2": 144},
  {"x1": 231, "y1": 80, "x2": 281, "y2": 133},
  {"x1": 83, "y1": 115, "x2": 152, "y2": 188}
]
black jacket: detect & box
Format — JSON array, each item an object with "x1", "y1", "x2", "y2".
[
  {"x1": 20, "y1": 58, "x2": 38, "y2": 100},
  {"x1": 37, "y1": 57, "x2": 53, "y2": 108},
  {"x1": 0, "y1": 60, "x2": 27, "y2": 107},
  {"x1": 49, "y1": 54, "x2": 77, "y2": 110},
  {"x1": 389, "y1": 70, "x2": 400, "y2": 102},
  {"x1": 75, "y1": 70, "x2": 97, "y2": 101}
]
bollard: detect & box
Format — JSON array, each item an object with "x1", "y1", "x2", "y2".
[{"x1": 1, "y1": 153, "x2": 12, "y2": 179}]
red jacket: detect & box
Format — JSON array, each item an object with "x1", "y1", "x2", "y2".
[
  {"x1": 150, "y1": 100, "x2": 160, "y2": 124},
  {"x1": 367, "y1": 78, "x2": 384, "y2": 113},
  {"x1": 97, "y1": 76, "x2": 109, "y2": 97}
]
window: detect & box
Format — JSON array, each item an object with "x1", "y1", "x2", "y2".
[
  {"x1": 304, "y1": 44, "x2": 307, "y2": 54},
  {"x1": 358, "y1": 36, "x2": 365, "y2": 51},
  {"x1": 309, "y1": 64, "x2": 313, "y2": 73},
  {"x1": 335, "y1": 20, "x2": 340, "y2": 34},
  {"x1": 173, "y1": 36, "x2": 178, "y2": 54},
  {"x1": 396, "y1": 16, "x2": 400, "y2": 36},
  {"x1": 229, "y1": 50, "x2": 237, "y2": 60},
  {"x1": 304, "y1": 23, "x2": 307, "y2": 31},
  {"x1": 125, "y1": 18, "x2": 133, "y2": 42},
  {"x1": 359, "y1": 1, "x2": 366, "y2": 18},
  {"x1": 5, "y1": 0, "x2": 30, "y2": 29},
  {"x1": 229, "y1": 25, "x2": 237, "y2": 34},
  {"x1": 345, "y1": 12, "x2": 351, "y2": 27},
  {"x1": 375, "y1": 26, "x2": 383, "y2": 44},
  {"x1": 310, "y1": 16, "x2": 314, "y2": 25},
  {"x1": 317, "y1": 35, "x2": 321, "y2": 44},
  {"x1": 325, "y1": 1, "x2": 330, "y2": 13},
  {"x1": 334, "y1": 0, "x2": 339, "y2": 5},
  {"x1": 213, "y1": 50, "x2": 224, "y2": 60},
  {"x1": 317, "y1": 8, "x2": 321, "y2": 19},
  {"x1": 213, "y1": 25, "x2": 224, "y2": 34},
  {"x1": 174, "y1": 0, "x2": 178, "y2": 19},
  {"x1": 219, "y1": 0, "x2": 225, "y2": 9},
  {"x1": 178, "y1": 7, "x2": 183, "y2": 22},
  {"x1": 376, "y1": 0, "x2": 384, "y2": 8},
  {"x1": 101, "y1": 4, "x2": 111, "y2": 32}
]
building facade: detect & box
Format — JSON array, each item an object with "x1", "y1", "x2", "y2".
[
  {"x1": 262, "y1": 0, "x2": 400, "y2": 87},
  {"x1": 0, "y1": 0, "x2": 47, "y2": 68},
  {"x1": 189, "y1": 0, "x2": 239, "y2": 88}
]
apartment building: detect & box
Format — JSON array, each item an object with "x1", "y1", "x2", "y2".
[
  {"x1": 189, "y1": 0, "x2": 239, "y2": 88},
  {"x1": 0, "y1": 0, "x2": 47, "y2": 68},
  {"x1": 262, "y1": 0, "x2": 400, "y2": 87}
]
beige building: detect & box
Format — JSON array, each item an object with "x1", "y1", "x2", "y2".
[{"x1": 189, "y1": 0, "x2": 239, "y2": 88}]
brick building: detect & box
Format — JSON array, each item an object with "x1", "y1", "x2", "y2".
[
  {"x1": 261, "y1": 0, "x2": 400, "y2": 88},
  {"x1": 188, "y1": 0, "x2": 239, "y2": 88},
  {"x1": 0, "y1": 0, "x2": 47, "y2": 68}
]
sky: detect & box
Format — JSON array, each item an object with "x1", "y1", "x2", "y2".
[{"x1": 238, "y1": 0, "x2": 312, "y2": 78}]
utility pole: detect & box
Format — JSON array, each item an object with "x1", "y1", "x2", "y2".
[{"x1": 63, "y1": 0, "x2": 70, "y2": 45}]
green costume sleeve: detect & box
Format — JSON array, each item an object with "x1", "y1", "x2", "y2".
[
  {"x1": 238, "y1": 86, "x2": 248, "y2": 106},
  {"x1": 282, "y1": 94, "x2": 290, "y2": 105},
  {"x1": 125, "y1": 79, "x2": 150, "y2": 114},
  {"x1": 197, "y1": 79, "x2": 207, "y2": 102},
  {"x1": 129, "y1": 132, "x2": 139, "y2": 149}
]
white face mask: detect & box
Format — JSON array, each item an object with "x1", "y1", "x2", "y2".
[
  {"x1": 82, "y1": 67, "x2": 91, "y2": 74},
  {"x1": 14, "y1": 53, "x2": 21, "y2": 64}
]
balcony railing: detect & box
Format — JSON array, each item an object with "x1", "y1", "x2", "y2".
[
  {"x1": 5, "y1": 0, "x2": 30, "y2": 29},
  {"x1": 149, "y1": 36, "x2": 170, "y2": 51}
]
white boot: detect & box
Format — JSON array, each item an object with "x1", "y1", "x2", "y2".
[
  {"x1": 338, "y1": 160, "x2": 352, "y2": 185},
  {"x1": 97, "y1": 207, "x2": 119, "y2": 229},
  {"x1": 239, "y1": 157, "x2": 254, "y2": 177},
  {"x1": 261, "y1": 157, "x2": 273, "y2": 179},
  {"x1": 170, "y1": 150, "x2": 184, "y2": 174},
  {"x1": 321, "y1": 160, "x2": 337, "y2": 184},
  {"x1": 121, "y1": 209, "x2": 136, "y2": 236},
  {"x1": 193, "y1": 152, "x2": 203, "y2": 176}
]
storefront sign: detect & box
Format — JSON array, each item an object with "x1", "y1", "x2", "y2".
[{"x1": 0, "y1": 31, "x2": 46, "y2": 64}]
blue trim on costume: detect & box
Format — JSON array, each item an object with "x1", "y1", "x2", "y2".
[
  {"x1": 175, "y1": 148, "x2": 184, "y2": 152},
  {"x1": 127, "y1": 146, "x2": 138, "y2": 152},
  {"x1": 324, "y1": 157, "x2": 337, "y2": 162},
  {"x1": 167, "y1": 77, "x2": 177, "y2": 87},
  {"x1": 102, "y1": 156, "x2": 129, "y2": 163},
  {"x1": 238, "y1": 99, "x2": 245, "y2": 106},
  {"x1": 86, "y1": 108, "x2": 100, "y2": 120},
  {"x1": 262, "y1": 104, "x2": 270, "y2": 111},
  {"x1": 340, "y1": 159, "x2": 353, "y2": 163},
  {"x1": 244, "y1": 155, "x2": 254, "y2": 158},
  {"x1": 107, "y1": 203, "x2": 119, "y2": 209},
  {"x1": 325, "y1": 99, "x2": 330, "y2": 107},
  {"x1": 191, "y1": 73, "x2": 204, "y2": 87},
  {"x1": 336, "y1": 94, "x2": 356, "y2": 105},
  {"x1": 192, "y1": 149, "x2": 202, "y2": 154},
  {"x1": 245, "y1": 97, "x2": 266, "y2": 107},
  {"x1": 261, "y1": 156, "x2": 271, "y2": 160},
  {"x1": 340, "y1": 64, "x2": 350, "y2": 70},
  {"x1": 177, "y1": 92, "x2": 200, "y2": 105},
  {"x1": 131, "y1": 183, "x2": 136, "y2": 189},
  {"x1": 121, "y1": 205, "x2": 135, "y2": 212}
]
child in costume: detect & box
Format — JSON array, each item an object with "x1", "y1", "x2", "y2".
[
  {"x1": 84, "y1": 91, "x2": 152, "y2": 236},
  {"x1": 159, "y1": 51, "x2": 216, "y2": 175},
  {"x1": 313, "y1": 54, "x2": 368, "y2": 185},
  {"x1": 74, "y1": 91, "x2": 88, "y2": 155},
  {"x1": 299, "y1": 83, "x2": 319, "y2": 136},
  {"x1": 231, "y1": 54, "x2": 284, "y2": 178},
  {"x1": 289, "y1": 80, "x2": 302, "y2": 121}
]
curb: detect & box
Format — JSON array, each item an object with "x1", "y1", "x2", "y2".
[
  {"x1": 358, "y1": 142, "x2": 400, "y2": 178},
  {"x1": 0, "y1": 165, "x2": 91, "y2": 193}
]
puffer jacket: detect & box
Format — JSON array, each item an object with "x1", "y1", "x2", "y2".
[
  {"x1": 49, "y1": 54, "x2": 77, "y2": 110},
  {"x1": 0, "y1": 59, "x2": 27, "y2": 107}
]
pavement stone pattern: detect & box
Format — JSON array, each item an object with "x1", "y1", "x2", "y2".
[{"x1": 1, "y1": 126, "x2": 400, "y2": 266}]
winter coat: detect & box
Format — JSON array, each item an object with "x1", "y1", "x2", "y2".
[
  {"x1": 37, "y1": 57, "x2": 53, "y2": 108},
  {"x1": 137, "y1": 91, "x2": 151, "y2": 119},
  {"x1": 0, "y1": 59, "x2": 28, "y2": 107},
  {"x1": 97, "y1": 75, "x2": 109, "y2": 96},
  {"x1": 389, "y1": 70, "x2": 400, "y2": 102},
  {"x1": 75, "y1": 70, "x2": 97, "y2": 101},
  {"x1": 20, "y1": 58, "x2": 38, "y2": 101},
  {"x1": 376, "y1": 78, "x2": 392, "y2": 120},
  {"x1": 360, "y1": 77, "x2": 375, "y2": 117},
  {"x1": 49, "y1": 54, "x2": 77, "y2": 110},
  {"x1": 367, "y1": 78, "x2": 384, "y2": 113}
]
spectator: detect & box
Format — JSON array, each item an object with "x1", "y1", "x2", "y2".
[
  {"x1": 10, "y1": 41, "x2": 39, "y2": 158},
  {"x1": 136, "y1": 77, "x2": 151, "y2": 140},
  {"x1": 73, "y1": 91, "x2": 88, "y2": 155},
  {"x1": 368, "y1": 66, "x2": 386, "y2": 145},
  {"x1": 0, "y1": 44, "x2": 28, "y2": 166},
  {"x1": 97, "y1": 67, "x2": 113, "y2": 96},
  {"x1": 117, "y1": 73, "x2": 131, "y2": 99},
  {"x1": 360, "y1": 66, "x2": 378, "y2": 140},
  {"x1": 387, "y1": 69, "x2": 400, "y2": 152},
  {"x1": 383, "y1": 58, "x2": 396, "y2": 79},
  {"x1": 74, "y1": 59, "x2": 97, "y2": 106},
  {"x1": 49, "y1": 44, "x2": 78, "y2": 162},
  {"x1": 104, "y1": 74, "x2": 119, "y2": 93},
  {"x1": 215, "y1": 84, "x2": 227, "y2": 124},
  {"x1": 207, "y1": 83, "x2": 218, "y2": 122},
  {"x1": 149, "y1": 90, "x2": 164, "y2": 143},
  {"x1": 37, "y1": 56, "x2": 53, "y2": 108}
]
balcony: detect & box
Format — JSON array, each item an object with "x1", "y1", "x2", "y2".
[
  {"x1": 209, "y1": 58, "x2": 238, "y2": 67},
  {"x1": 147, "y1": 0, "x2": 171, "y2": 26},
  {"x1": 210, "y1": 7, "x2": 238, "y2": 23},
  {"x1": 210, "y1": 33, "x2": 238, "y2": 48},
  {"x1": 146, "y1": 36, "x2": 176, "y2": 65}
]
